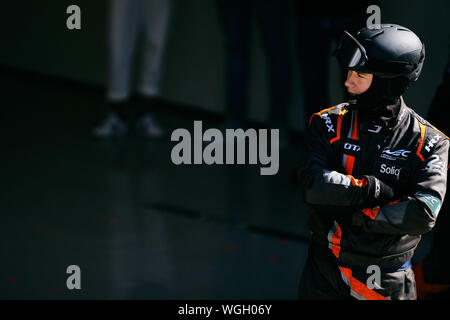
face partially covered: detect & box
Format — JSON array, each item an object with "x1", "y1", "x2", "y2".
[{"x1": 344, "y1": 70, "x2": 373, "y2": 95}]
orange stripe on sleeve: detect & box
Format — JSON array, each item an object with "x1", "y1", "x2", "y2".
[
  {"x1": 330, "y1": 223, "x2": 342, "y2": 258},
  {"x1": 308, "y1": 106, "x2": 337, "y2": 126},
  {"x1": 327, "y1": 221, "x2": 342, "y2": 259},
  {"x1": 329, "y1": 114, "x2": 343, "y2": 144},
  {"x1": 347, "y1": 175, "x2": 367, "y2": 187},
  {"x1": 386, "y1": 199, "x2": 401, "y2": 205},
  {"x1": 416, "y1": 123, "x2": 426, "y2": 162},
  {"x1": 361, "y1": 199, "x2": 400, "y2": 220},
  {"x1": 361, "y1": 207, "x2": 380, "y2": 220}
]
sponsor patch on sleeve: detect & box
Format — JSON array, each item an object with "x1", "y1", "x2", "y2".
[{"x1": 415, "y1": 192, "x2": 442, "y2": 217}]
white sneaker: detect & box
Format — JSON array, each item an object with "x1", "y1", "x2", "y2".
[
  {"x1": 92, "y1": 113, "x2": 127, "y2": 139},
  {"x1": 136, "y1": 114, "x2": 163, "y2": 138}
]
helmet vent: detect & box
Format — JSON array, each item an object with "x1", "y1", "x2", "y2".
[{"x1": 367, "y1": 30, "x2": 384, "y2": 39}]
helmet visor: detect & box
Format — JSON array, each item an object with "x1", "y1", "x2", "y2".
[{"x1": 334, "y1": 31, "x2": 368, "y2": 69}]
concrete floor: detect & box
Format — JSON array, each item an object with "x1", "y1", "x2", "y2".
[{"x1": 0, "y1": 70, "x2": 311, "y2": 299}]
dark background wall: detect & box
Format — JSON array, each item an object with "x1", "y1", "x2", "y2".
[{"x1": 1, "y1": 0, "x2": 449, "y2": 131}]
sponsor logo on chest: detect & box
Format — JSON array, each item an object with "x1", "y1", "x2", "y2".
[
  {"x1": 344, "y1": 142, "x2": 361, "y2": 152},
  {"x1": 380, "y1": 148, "x2": 411, "y2": 161},
  {"x1": 380, "y1": 163, "x2": 401, "y2": 179}
]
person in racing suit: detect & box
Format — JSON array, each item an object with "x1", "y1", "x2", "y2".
[{"x1": 297, "y1": 24, "x2": 449, "y2": 300}]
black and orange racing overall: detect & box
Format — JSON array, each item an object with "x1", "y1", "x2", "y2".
[{"x1": 298, "y1": 97, "x2": 449, "y2": 299}]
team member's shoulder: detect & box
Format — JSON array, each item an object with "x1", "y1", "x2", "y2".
[
  {"x1": 308, "y1": 103, "x2": 349, "y2": 137},
  {"x1": 412, "y1": 111, "x2": 450, "y2": 162}
]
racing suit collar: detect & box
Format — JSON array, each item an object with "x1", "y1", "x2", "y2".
[
  {"x1": 391, "y1": 96, "x2": 408, "y2": 130},
  {"x1": 353, "y1": 97, "x2": 402, "y2": 132}
]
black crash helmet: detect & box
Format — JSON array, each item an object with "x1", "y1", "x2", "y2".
[{"x1": 334, "y1": 24, "x2": 425, "y2": 82}]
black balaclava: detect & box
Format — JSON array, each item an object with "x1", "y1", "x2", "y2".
[{"x1": 347, "y1": 75, "x2": 410, "y2": 127}]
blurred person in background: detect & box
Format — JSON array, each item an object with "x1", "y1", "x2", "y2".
[
  {"x1": 93, "y1": 0, "x2": 172, "y2": 139},
  {"x1": 217, "y1": 0, "x2": 291, "y2": 146}
]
